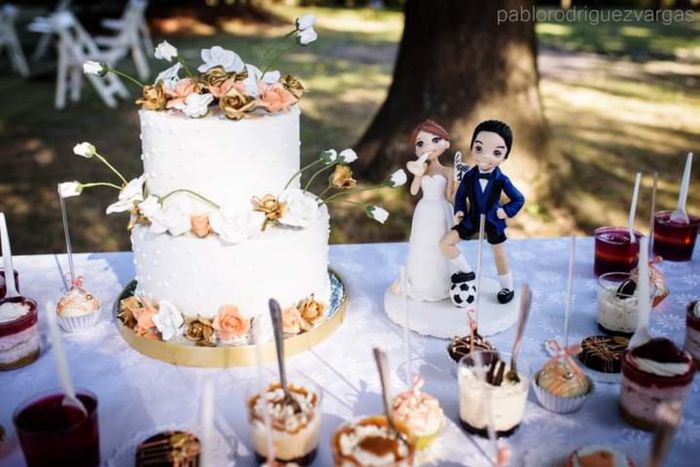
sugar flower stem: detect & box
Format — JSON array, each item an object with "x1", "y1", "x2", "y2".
[
  {"x1": 303, "y1": 162, "x2": 337, "y2": 191},
  {"x1": 316, "y1": 184, "x2": 333, "y2": 200},
  {"x1": 81, "y1": 182, "x2": 123, "y2": 190},
  {"x1": 158, "y1": 189, "x2": 220, "y2": 209},
  {"x1": 94, "y1": 152, "x2": 128, "y2": 185},
  {"x1": 262, "y1": 43, "x2": 296, "y2": 75},
  {"x1": 107, "y1": 67, "x2": 144, "y2": 88},
  {"x1": 260, "y1": 30, "x2": 297, "y2": 61},
  {"x1": 323, "y1": 185, "x2": 383, "y2": 203},
  {"x1": 284, "y1": 159, "x2": 324, "y2": 189},
  {"x1": 177, "y1": 57, "x2": 195, "y2": 78},
  {"x1": 326, "y1": 199, "x2": 365, "y2": 209}
]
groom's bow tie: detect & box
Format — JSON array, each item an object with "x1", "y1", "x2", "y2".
[{"x1": 477, "y1": 172, "x2": 494, "y2": 180}]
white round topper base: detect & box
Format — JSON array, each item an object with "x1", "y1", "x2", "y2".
[{"x1": 384, "y1": 277, "x2": 519, "y2": 338}]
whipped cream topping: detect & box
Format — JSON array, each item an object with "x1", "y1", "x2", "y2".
[
  {"x1": 250, "y1": 385, "x2": 318, "y2": 434},
  {"x1": 572, "y1": 444, "x2": 630, "y2": 467},
  {"x1": 628, "y1": 355, "x2": 690, "y2": 377},
  {"x1": 338, "y1": 423, "x2": 409, "y2": 465},
  {"x1": 0, "y1": 301, "x2": 31, "y2": 323},
  {"x1": 392, "y1": 390, "x2": 444, "y2": 437},
  {"x1": 692, "y1": 301, "x2": 700, "y2": 319}
]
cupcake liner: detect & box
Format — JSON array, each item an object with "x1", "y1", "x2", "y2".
[
  {"x1": 57, "y1": 310, "x2": 101, "y2": 333},
  {"x1": 532, "y1": 371, "x2": 594, "y2": 414},
  {"x1": 413, "y1": 416, "x2": 446, "y2": 451}
]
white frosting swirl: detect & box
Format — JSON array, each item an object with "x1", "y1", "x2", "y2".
[
  {"x1": 338, "y1": 424, "x2": 409, "y2": 465},
  {"x1": 572, "y1": 444, "x2": 630, "y2": 467},
  {"x1": 629, "y1": 355, "x2": 690, "y2": 377},
  {"x1": 0, "y1": 301, "x2": 30, "y2": 323},
  {"x1": 692, "y1": 301, "x2": 700, "y2": 318}
]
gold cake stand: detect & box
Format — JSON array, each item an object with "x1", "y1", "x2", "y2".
[{"x1": 113, "y1": 269, "x2": 347, "y2": 367}]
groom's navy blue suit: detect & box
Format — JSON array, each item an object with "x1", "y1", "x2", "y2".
[{"x1": 453, "y1": 166, "x2": 525, "y2": 245}]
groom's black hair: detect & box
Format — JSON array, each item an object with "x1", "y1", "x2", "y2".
[{"x1": 470, "y1": 120, "x2": 513, "y2": 159}]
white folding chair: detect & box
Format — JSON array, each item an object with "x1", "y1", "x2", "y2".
[
  {"x1": 95, "y1": 0, "x2": 150, "y2": 81},
  {"x1": 0, "y1": 4, "x2": 30, "y2": 76},
  {"x1": 101, "y1": 0, "x2": 153, "y2": 57},
  {"x1": 30, "y1": 0, "x2": 71, "y2": 62},
  {"x1": 33, "y1": 12, "x2": 129, "y2": 109}
]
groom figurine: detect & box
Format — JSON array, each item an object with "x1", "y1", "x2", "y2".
[{"x1": 440, "y1": 120, "x2": 525, "y2": 305}]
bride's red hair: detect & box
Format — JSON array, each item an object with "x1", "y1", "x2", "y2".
[{"x1": 410, "y1": 119, "x2": 450, "y2": 144}]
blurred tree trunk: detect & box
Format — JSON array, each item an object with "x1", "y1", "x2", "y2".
[{"x1": 355, "y1": 0, "x2": 556, "y2": 191}]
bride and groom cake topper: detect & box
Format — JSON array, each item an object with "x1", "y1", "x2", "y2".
[{"x1": 403, "y1": 118, "x2": 525, "y2": 310}]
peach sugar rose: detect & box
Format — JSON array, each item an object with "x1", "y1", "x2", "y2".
[
  {"x1": 258, "y1": 83, "x2": 297, "y2": 113},
  {"x1": 282, "y1": 306, "x2": 302, "y2": 335},
  {"x1": 133, "y1": 298, "x2": 158, "y2": 340},
  {"x1": 213, "y1": 305, "x2": 250, "y2": 341},
  {"x1": 208, "y1": 78, "x2": 244, "y2": 99},
  {"x1": 190, "y1": 213, "x2": 212, "y2": 238},
  {"x1": 166, "y1": 78, "x2": 198, "y2": 108}
]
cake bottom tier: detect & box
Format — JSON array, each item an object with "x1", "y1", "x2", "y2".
[{"x1": 131, "y1": 211, "x2": 331, "y2": 321}]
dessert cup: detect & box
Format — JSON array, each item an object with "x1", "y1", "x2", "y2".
[
  {"x1": 653, "y1": 210, "x2": 699, "y2": 261},
  {"x1": 596, "y1": 272, "x2": 638, "y2": 336},
  {"x1": 564, "y1": 444, "x2": 634, "y2": 467},
  {"x1": 13, "y1": 389, "x2": 100, "y2": 467},
  {"x1": 457, "y1": 351, "x2": 530, "y2": 438},
  {"x1": 594, "y1": 227, "x2": 642, "y2": 276},
  {"x1": 135, "y1": 430, "x2": 200, "y2": 466},
  {"x1": 0, "y1": 296, "x2": 40, "y2": 371},
  {"x1": 579, "y1": 335, "x2": 628, "y2": 375},
  {"x1": 533, "y1": 359, "x2": 593, "y2": 414},
  {"x1": 620, "y1": 337, "x2": 694, "y2": 431},
  {"x1": 56, "y1": 287, "x2": 101, "y2": 333},
  {"x1": 0, "y1": 268, "x2": 19, "y2": 298},
  {"x1": 331, "y1": 415, "x2": 416, "y2": 466},
  {"x1": 685, "y1": 301, "x2": 700, "y2": 367},
  {"x1": 246, "y1": 379, "x2": 322, "y2": 465},
  {"x1": 391, "y1": 385, "x2": 444, "y2": 450}
]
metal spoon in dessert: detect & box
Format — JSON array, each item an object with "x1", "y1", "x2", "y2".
[
  {"x1": 268, "y1": 298, "x2": 302, "y2": 414},
  {"x1": 373, "y1": 347, "x2": 408, "y2": 446},
  {"x1": 506, "y1": 284, "x2": 532, "y2": 383}
]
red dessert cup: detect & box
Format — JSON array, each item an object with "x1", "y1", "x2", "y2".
[
  {"x1": 0, "y1": 296, "x2": 39, "y2": 371},
  {"x1": 653, "y1": 211, "x2": 699, "y2": 261},
  {"x1": 0, "y1": 268, "x2": 20, "y2": 298},
  {"x1": 13, "y1": 389, "x2": 100, "y2": 467},
  {"x1": 594, "y1": 227, "x2": 642, "y2": 276},
  {"x1": 685, "y1": 301, "x2": 700, "y2": 367}
]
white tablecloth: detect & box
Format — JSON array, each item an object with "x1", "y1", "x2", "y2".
[{"x1": 1, "y1": 238, "x2": 699, "y2": 466}]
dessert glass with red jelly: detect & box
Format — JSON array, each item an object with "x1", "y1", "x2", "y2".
[
  {"x1": 0, "y1": 268, "x2": 19, "y2": 298},
  {"x1": 620, "y1": 337, "x2": 694, "y2": 431},
  {"x1": 685, "y1": 301, "x2": 700, "y2": 367},
  {"x1": 0, "y1": 296, "x2": 39, "y2": 371},
  {"x1": 653, "y1": 211, "x2": 700, "y2": 261},
  {"x1": 594, "y1": 227, "x2": 642, "y2": 276},
  {"x1": 13, "y1": 389, "x2": 100, "y2": 467}
]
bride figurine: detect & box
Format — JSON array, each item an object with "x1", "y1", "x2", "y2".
[{"x1": 404, "y1": 119, "x2": 468, "y2": 301}]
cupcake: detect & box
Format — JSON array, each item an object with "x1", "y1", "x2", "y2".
[
  {"x1": 247, "y1": 382, "x2": 321, "y2": 466},
  {"x1": 447, "y1": 331, "x2": 494, "y2": 366},
  {"x1": 56, "y1": 287, "x2": 101, "y2": 333},
  {"x1": 391, "y1": 378, "x2": 444, "y2": 450},
  {"x1": 596, "y1": 274, "x2": 638, "y2": 336},
  {"x1": 135, "y1": 430, "x2": 200, "y2": 466},
  {"x1": 685, "y1": 301, "x2": 700, "y2": 367},
  {"x1": 620, "y1": 337, "x2": 695, "y2": 430},
  {"x1": 579, "y1": 335, "x2": 629, "y2": 374},
  {"x1": 458, "y1": 352, "x2": 529, "y2": 438},
  {"x1": 533, "y1": 356, "x2": 592, "y2": 413},
  {"x1": 564, "y1": 444, "x2": 634, "y2": 467},
  {"x1": 332, "y1": 415, "x2": 415, "y2": 466},
  {"x1": 0, "y1": 297, "x2": 40, "y2": 370}
]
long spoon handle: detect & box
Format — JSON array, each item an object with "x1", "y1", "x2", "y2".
[
  {"x1": 268, "y1": 299, "x2": 289, "y2": 393},
  {"x1": 677, "y1": 152, "x2": 693, "y2": 212},
  {"x1": 0, "y1": 213, "x2": 18, "y2": 297}
]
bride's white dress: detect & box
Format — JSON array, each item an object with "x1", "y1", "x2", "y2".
[{"x1": 405, "y1": 174, "x2": 453, "y2": 301}]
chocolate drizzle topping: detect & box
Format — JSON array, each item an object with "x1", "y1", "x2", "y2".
[
  {"x1": 579, "y1": 335, "x2": 629, "y2": 373},
  {"x1": 135, "y1": 431, "x2": 200, "y2": 467},
  {"x1": 448, "y1": 332, "x2": 494, "y2": 362}
]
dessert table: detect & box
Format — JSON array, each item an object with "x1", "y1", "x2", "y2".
[{"x1": 1, "y1": 238, "x2": 699, "y2": 466}]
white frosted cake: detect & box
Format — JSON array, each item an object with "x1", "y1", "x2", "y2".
[{"x1": 132, "y1": 106, "x2": 331, "y2": 321}]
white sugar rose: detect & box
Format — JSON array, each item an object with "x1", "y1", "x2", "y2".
[
  {"x1": 151, "y1": 205, "x2": 191, "y2": 236},
  {"x1": 241, "y1": 64, "x2": 280, "y2": 97},
  {"x1": 175, "y1": 92, "x2": 214, "y2": 118},
  {"x1": 152, "y1": 300, "x2": 183, "y2": 341},
  {"x1": 82, "y1": 61, "x2": 106, "y2": 76},
  {"x1": 73, "y1": 142, "x2": 96, "y2": 158},
  {"x1": 320, "y1": 149, "x2": 338, "y2": 164},
  {"x1": 106, "y1": 175, "x2": 146, "y2": 214},
  {"x1": 138, "y1": 195, "x2": 162, "y2": 219},
  {"x1": 388, "y1": 169, "x2": 407, "y2": 187},
  {"x1": 154, "y1": 62, "x2": 182, "y2": 90},
  {"x1": 58, "y1": 181, "x2": 82, "y2": 198},
  {"x1": 198, "y1": 46, "x2": 244, "y2": 73},
  {"x1": 278, "y1": 189, "x2": 320, "y2": 228},
  {"x1": 297, "y1": 27, "x2": 318, "y2": 46},
  {"x1": 154, "y1": 40, "x2": 177, "y2": 62},
  {"x1": 368, "y1": 205, "x2": 389, "y2": 224},
  {"x1": 210, "y1": 203, "x2": 263, "y2": 244},
  {"x1": 339, "y1": 148, "x2": 357, "y2": 164},
  {"x1": 296, "y1": 14, "x2": 315, "y2": 31}
]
